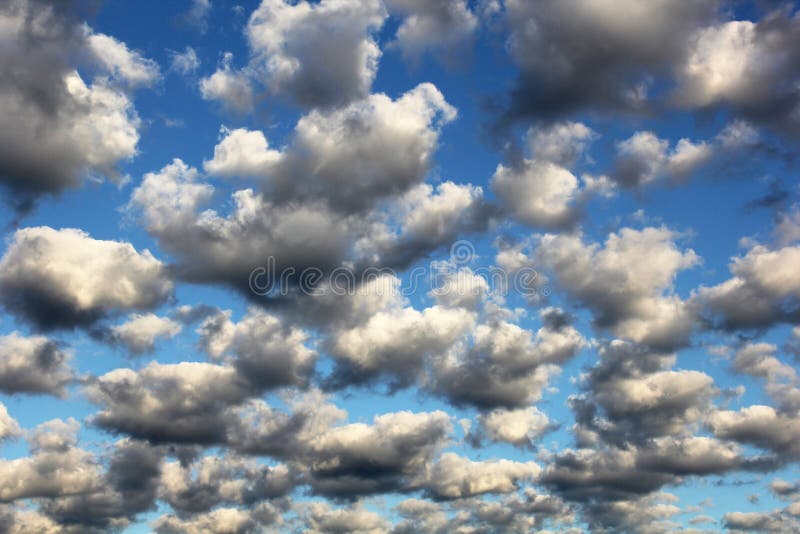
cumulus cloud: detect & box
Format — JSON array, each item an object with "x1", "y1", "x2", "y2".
[
  {"x1": 491, "y1": 122, "x2": 613, "y2": 229},
  {"x1": 692, "y1": 242, "x2": 800, "y2": 331},
  {"x1": 109, "y1": 313, "x2": 182, "y2": 355},
  {"x1": 86, "y1": 361, "x2": 253, "y2": 444},
  {"x1": 497, "y1": 0, "x2": 717, "y2": 124},
  {"x1": 384, "y1": 0, "x2": 478, "y2": 65},
  {"x1": 0, "y1": 402, "x2": 20, "y2": 442},
  {"x1": 0, "y1": 227, "x2": 172, "y2": 330},
  {"x1": 430, "y1": 309, "x2": 586, "y2": 409},
  {"x1": 677, "y1": 11, "x2": 800, "y2": 134},
  {"x1": 0, "y1": 0, "x2": 152, "y2": 211},
  {"x1": 0, "y1": 332, "x2": 73, "y2": 396},
  {"x1": 199, "y1": 52, "x2": 255, "y2": 113},
  {"x1": 199, "y1": 0, "x2": 387, "y2": 112},
  {"x1": 419, "y1": 453, "x2": 540, "y2": 500},
  {"x1": 198, "y1": 307, "x2": 316, "y2": 389},
  {"x1": 473, "y1": 406, "x2": 552, "y2": 448},
  {"x1": 612, "y1": 131, "x2": 713, "y2": 188},
  {"x1": 534, "y1": 227, "x2": 699, "y2": 350}
]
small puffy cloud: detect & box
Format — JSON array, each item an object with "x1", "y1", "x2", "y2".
[
  {"x1": 612, "y1": 131, "x2": 713, "y2": 188},
  {"x1": 431, "y1": 312, "x2": 586, "y2": 409},
  {"x1": 0, "y1": 227, "x2": 173, "y2": 330},
  {"x1": 85, "y1": 30, "x2": 161, "y2": 87},
  {"x1": 693, "y1": 242, "x2": 800, "y2": 331},
  {"x1": 200, "y1": 53, "x2": 255, "y2": 114},
  {"x1": 245, "y1": 0, "x2": 387, "y2": 108},
  {"x1": 199, "y1": 307, "x2": 316, "y2": 390},
  {"x1": 492, "y1": 159, "x2": 582, "y2": 229},
  {"x1": 0, "y1": 0, "x2": 150, "y2": 211},
  {"x1": 0, "y1": 332, "x2": 73, "y2": 396},
  {"x1": 677, "y1": 15, "x2": 800, "y2": 134},
  {"x1": 0, "y1": 402, "x2": 20, "y2": 442},
  {"x1": 86, "y1": 362, "x2": 253, "y2": 444},
  {"x1": 476, "y1": 407, "x2": 552, "y2": 448},
  {"x1": 169, "y1": 46, "x2": 200, "y2": 75},
  {"x1": 299, "y1": 410, "x2": 451, "y2": 498},
  {"x1": 203, "y1": 127, "x2": 281, "y2": 178},
  {"x1": 300, "y1": 502, "x2": 388, "y2": 534},
  {"x1": 109, "y1": 313, "x2": 182, "y2": 355},
  {"x1": 534, "y1": 227, "x2": 699, "y2": 350},
  {"x1": 0, "y1": 419, "x2": 102, "y2": 501},
  {"x1": 384, "y1": 0, "x2": 478, "y2": 65},
  {"x1": 526, "y1": 121, "x2": 596, "y2": 167},
  {"x1": 419, "y1": 453, "x2": 540, "y2": 500}
]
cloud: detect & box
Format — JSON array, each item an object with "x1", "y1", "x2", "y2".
[
  {"x1": 0, "y1": 419, "x2": 102, "y2": 502},
  {"x1": 205, "y1": 83, "x2": 457, "y2": 213},
  {"x1": 199, "y1": 52, "x2": 255, "y2": 113},
  {"x1": 676, "y1": 11, "x2": 800, "y2": 135},
  {"x1": 198, "y1": 307, "x2": 316, "y2": 389},
  {"x1": 692, "y1": 242, "x2": 800, "y2": 331},
  {"x1": 430, "y1": 309, "x2": 586, "y2": 409},
  {"x1": 297, "y1": 410, "x2": 451, "y2": 498},
  {"x1": 384, "y1": 0, "x2": 478, "y2": 65},
  {"x1": 0, "y1": 332, "x2": 73, "y2": 396},
  {"x1": 300, "y1": 502, "x2": 388, "y2": 534},
  {"x1": 472, "y1": 407, "x2": 552, "y2": 448},
  {"x1": 612, "y1": 131, "x2": 713, "y2": 188},
  {"x1": 534, "y1": 227, "x2": 699, "y2": 350},
  {"x1": 85, "y1": 30, "x2": 161, "y2": 88},
  {"x1": 168, "y1": 46, "x2": 200, "y2": 75},
  {"x1": 109, "y1": 313, "x2": 182, "y2": 355},
  {"x1": 246, "y1": 0, "x2": 386, "y2": 109},
  {"x1": 0, "y1": 227, "x2": 173, "y2": 330},
  {"x1": 86, "y1": 361, "x2": 253, "y2": 444},
  {"x1": 496, "y1": 0, "x2": 717, "y2": 124},
  {"x1": 418, "y1": 453, "x2": 540, "y2": 500},
  {"x1": 0, "y1": 402, "x2": 20, "y2": 442},
  {"x1": 159, "y1": 455, "x2": 293, "y2": 514},
  {"x1": 0, "y1": 0, "x2": 152, "y2": 211}
]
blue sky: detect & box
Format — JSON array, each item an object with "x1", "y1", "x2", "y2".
[{"x1": 0, "y1": 0, "x2": 800, "y2": 532}]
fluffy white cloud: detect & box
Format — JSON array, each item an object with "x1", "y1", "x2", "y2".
[
  {"x1": 199, "y1": 307, "x2": 316, "y2": 389},
  {"x1": 384, "y1": 0, "x2": 477, "y2": 64},
  {"x1": 534, "y1": 227, "x2": 699, "y2": 349},
  {"x1": 110, "y1": 314, "x2": 182, "y2": 355},
  {"x1": 245, "y1": 0, "x2": 386, "y2": 108},
  {"x1": 693, "y1": 243, "x2": 800, "y2": 330},
  {"x1": 199, "y1": 53, "x2": 255, "y2": 114},
  {"x1": 0, "y1": 0, "x2": 150, "y2": 209},
  {"x1": 0, "y1": 402, "x2": 20, "y2": 442},
  {"x1": 85, "y1": 30, "x2": 160, "y2": 87},
  {"x1": 0, "y1": 227, "x2": 172, "y2": 330},
  {"x1": 477, "y1": 407, "x2": 552, "y2": 447},
  {"x1": 419, "y1": 453, "x2": 540, "y2": 499}
]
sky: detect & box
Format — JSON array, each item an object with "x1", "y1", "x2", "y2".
[{"x1": 0, "y1": 0, "x2": 799, "y2": 532}]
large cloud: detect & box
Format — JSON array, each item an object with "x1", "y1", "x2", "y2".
[
  {"x1": 534, "y1": 227, "x2": 699, "y2": 350},
  {"x1": 0, "y1": 0, "x2": 155, "y2": 211},
  {"x1": 497, "y1": 0, "x2": 718, "y2": 124},
  {"x1": 201, "y1": 0, "x2": 387, "y2": 111},
  {"x1": 0, "y1": 227, "x2": 172, "y2": 330}
]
